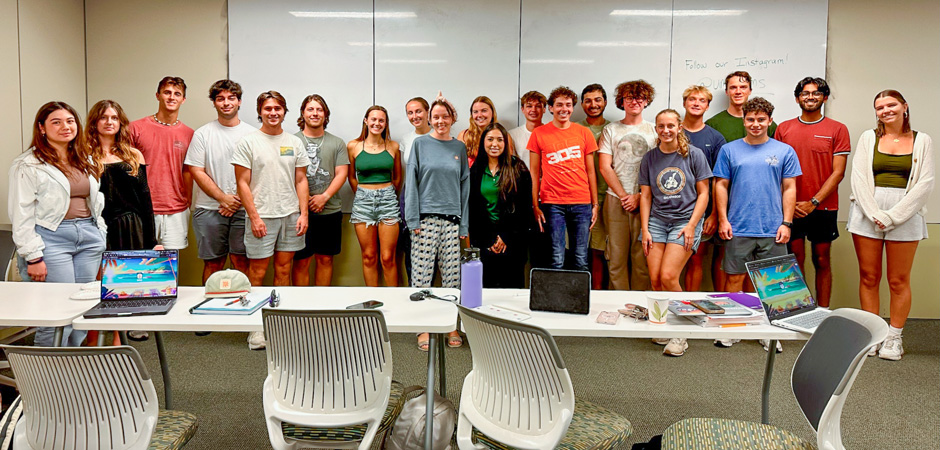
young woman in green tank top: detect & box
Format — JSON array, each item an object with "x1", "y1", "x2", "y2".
[{"x1": 347, "y1": 105, "x2": 402, "y2": 287}]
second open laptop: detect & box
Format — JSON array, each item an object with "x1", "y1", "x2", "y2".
[
  {"x1": 529, "y1": 268, "x2": 591, "y2": 315},
  {"x1": 746, "y1": 254, "x2": 831, "y2": 333},
  {"x1": 83, "y1": 249, "x2": 180, "y2": 319}
]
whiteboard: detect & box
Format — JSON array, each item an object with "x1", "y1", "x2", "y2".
[{"x1": 229, "y1": 0, "x2": 829, "y2": 212}]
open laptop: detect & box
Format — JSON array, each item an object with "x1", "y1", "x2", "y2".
[
  {"x1": 746, "y1": 254, "x2": 830, "y2": 333},
  {"x1": 529, "y1": 268, "x2": 591, "y2": 315},
  {"x1": 83, "y1": 249, "x2": 180, "y2": 318}
]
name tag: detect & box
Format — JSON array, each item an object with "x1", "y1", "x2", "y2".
[{"x1": 279, "y1": 146, "x2": 294, "y2": 156}]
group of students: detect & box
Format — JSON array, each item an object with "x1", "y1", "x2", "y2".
[{"x1": 10, "y1": 71, "x2": 933, "y2": 360}]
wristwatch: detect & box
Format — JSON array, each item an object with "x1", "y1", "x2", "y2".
[
  {"x1": 810, "y1": 197, "x2": 820, "y2": 207},
  {"x1": 781, "y1": 221, "x2": 793, "y2": 228}
]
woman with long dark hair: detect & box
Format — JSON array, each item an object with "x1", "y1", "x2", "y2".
[
  {"x1": 847, "y1": 89, "x2": 934, "y2": 361},
  {"x1": 468, "y1": 123, "x2": 533, "y2": 288},
  {"x1": 10, "y1": 101, "x2": 107, "y2": 346}
]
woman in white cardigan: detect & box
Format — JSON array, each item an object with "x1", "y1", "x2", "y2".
[{"x1": 847, "y1": 90, "x2": 934, "y2": 361}]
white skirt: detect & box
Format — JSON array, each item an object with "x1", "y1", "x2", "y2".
[{"x1": 846, "y1": 187, "x2": 928, "y2": 241}]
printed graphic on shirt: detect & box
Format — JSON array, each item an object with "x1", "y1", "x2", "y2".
[
  {"x1": 546, "y1": 145, "x2": 583, "y2": 165},
  {"x1": 765, "y1": 155, "x2": 779, "y2": 167},
  {"x1": 279, "y1": 146, "x2": 294, "y2": 157},
  {"x1": 304, "y1": 141, "x2": 331, "y2": 192},
  {"x1": 174, "y1": 140, "x2": 186, "y2": 152},
  {"x1": 612, "y1": 134, "x2": 653, "y2": 185},
  {"x1": 656, "y1": 167, "x2": 686, "y2": 198}
]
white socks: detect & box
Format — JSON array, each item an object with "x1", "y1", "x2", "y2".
[{"x1": 888, "y1": 325, "x2": 903, "y2": 337}]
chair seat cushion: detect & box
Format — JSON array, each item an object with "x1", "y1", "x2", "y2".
[
  {"x1": 472, "y1": 399, "x2": 633, "y2": 450},
  {"x1": 662, "y1": 418, "x2": 816, "y2": 450},
  {"x1": 281, "y1": 380, "x2": 405, "y2": 443},
  {"x1": 147, "y1": 410, "x2": 198, "y2": 450}
]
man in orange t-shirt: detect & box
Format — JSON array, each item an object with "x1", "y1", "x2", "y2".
[{"x1": 528, "y1": 86, "x2": 599, "y2": 271}]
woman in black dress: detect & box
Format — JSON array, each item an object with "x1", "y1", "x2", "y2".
[
  {"x1": 468, "y1": 123, "x2": 534, "y2": 288},
  {"x1": 87, "y1": 100, "x2": 157, "y2": 251}
]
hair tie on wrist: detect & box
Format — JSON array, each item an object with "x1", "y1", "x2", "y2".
[{"x1": 27, "y1": 257, "x2": 43, "y2": 265}]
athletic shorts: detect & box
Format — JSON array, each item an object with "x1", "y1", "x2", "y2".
[
  {"x1": 294, "y1": 211, "x2": 343, "y2": 260},
  {"x1": 193, "y1": 208, "x2": 247, "y2": 259},
  {"x1": 154, "y1": 209, "x2": 189, "y2": 249},
  {"x1": 244, "y1": 212, "x2": 305, "y2": 259},
  {"x1": 644, "y1": 215, "x2": 704, "y2": 253},
  {"x1": 723, "y1": 236, "x2": 787, "y2": 274},
  {"x1": 846, "y1": 187, "x2": 929, "y2": 242},
  {"x1": 350, "y1": 186, "x2": 399, "y2": 226},
  {"x1": 791, "y1": 209, "x2": 839, "y2": 243}
]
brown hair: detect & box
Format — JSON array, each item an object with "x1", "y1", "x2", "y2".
[
  {"x1": 157, "y1": 76, "x2": 187, "y2": 97},
  {"x1": 724, "y1": 71, "x2": 752, "y2": 90},
  {"x1": 520, "y1": 90, "x2": 546, "y2": 107},
  {"x1": 547, "y1": 86, "x2": 578, "y2": 107},
  {"x1": 208, "y1": 79, "x2": 243, "y2": 100},
  {"x1": 476, "y1": 122, "x2": 528, "y2": 205},
  {"x1": 615, "y1": 80, "x2": 655, "y2": 110},
  {"x1": 296, "y1": 94, "x2": 331, "y2": 131},
  {"x1": 406, "y1": 97, "x2": 429, "y2": 111},
  {"x1": 430, "y1": 98, "x2": 457, "y2": 122},
  {"x1": 86, "y1": 100, "x2": 140, "y2": 175},
  {"x1": 29, "y1": 101, "x2": 98, "y2": 179},
  {"x1": 743, "y1": 97, "x2": 774, "y2": 118},
  {"x1": 355, "y1": 105, "x2": 390, "y2": 142},
  {"x1": 464, "y1": 96, "x2": 497, "y2": 160},
  {"x1": 682, "y1": 85, "x2": 713, "y2": 104},
  {"x1": 256, "y1": 91, "x2": 288, "y2": 122},
  {"x1": 873, "y1": 89, "x2": 911, "y2": 138},
  {"x1": 655, "y1": 109, "x2": 691, "y2": 158}
]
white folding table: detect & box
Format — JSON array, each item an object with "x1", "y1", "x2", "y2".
[{"x1": 0, "y1": 281, "x2": 94, "y2": 346}]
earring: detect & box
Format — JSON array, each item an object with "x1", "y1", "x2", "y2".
[{"x1": 904, "y1": 110, "x2": 909, "y2": 118}]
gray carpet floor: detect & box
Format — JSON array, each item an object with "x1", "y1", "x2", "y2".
[{"x1": 99, "y1": 319, "x2": 939, "y2": 449}]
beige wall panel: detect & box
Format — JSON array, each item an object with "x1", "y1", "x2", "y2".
[
  {"x1": 0, "y1": 0, "x2": 22, "y2": 224},
  {"x1": 84, "y1": 0, "x2": 228, "y2": 128}
]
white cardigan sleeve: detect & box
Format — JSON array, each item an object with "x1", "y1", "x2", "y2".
[
  {"x1": 849, "y1": 131, "x2": 887, "y2": 225},
  {"x1": 8, "y1": 161, "x2": 45, "y2": 261},
  {"x1": 883, "y1": 133, "x2": 935, "y2": 227}
]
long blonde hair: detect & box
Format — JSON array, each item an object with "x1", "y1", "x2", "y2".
[
  {"x1": 86, "y1": 100, "x2": 141, "y2": 175},
  {"x1": 464, "y1": 96, "x2": 497, "y2": 159},
  {"x1": 655, "y1": 109, "x2": 691, "y2": 158}
]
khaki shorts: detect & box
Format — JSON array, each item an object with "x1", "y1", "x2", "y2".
[
  {"x1": 244, "y1": 212, "x2": 305, "y2": 259},
  {"x1": 154, "y1": 209, "x2": 190, "y2": 249}
]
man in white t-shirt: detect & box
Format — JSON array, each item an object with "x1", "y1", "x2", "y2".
[
  {"x1": 185, "y1": 79, "x2": 256, "y2": 283},
  {"x1": 508, "y1": 90, "x2": 546, "y2": 169},
  {"x1": 598, "y1": 80, "x2": 658, "y2": 292},
  {"x1": 232, "y1": 91, "x2": 310, "y2": 350}
]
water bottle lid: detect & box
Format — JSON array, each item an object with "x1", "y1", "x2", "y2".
[{"x1": 462, "y1": 247, "x2": 481, "y2": 261}]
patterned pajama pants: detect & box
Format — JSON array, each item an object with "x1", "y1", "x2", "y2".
[{"x1": 410, "y1": 216, "x2": 461, "y2": 288}]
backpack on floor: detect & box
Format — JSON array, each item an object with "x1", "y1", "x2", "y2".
[{"x1": 385, "y1": 386, "x2": 456, "y2": 450}]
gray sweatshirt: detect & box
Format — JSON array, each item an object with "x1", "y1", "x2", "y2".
[{"x1": 404, "y1": 134, "x2": 470, "y2": 235}]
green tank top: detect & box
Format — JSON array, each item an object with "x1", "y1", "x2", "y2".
[
  {"x1": 872, "y1": 134, "x2": 913, "y2": 189},
  {"x1": 356, "y1": 145, "x2": 394, "y2": 184}
]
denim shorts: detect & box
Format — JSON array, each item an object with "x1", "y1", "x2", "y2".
[
  {"x1": 350, "y1": 186, "x2": 400, "y2": 226},
  {"x1": 645, "y1": 215, "x2": 704, "y2": 252}
]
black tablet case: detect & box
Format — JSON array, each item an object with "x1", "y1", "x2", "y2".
[{"x1": 529, "y1": 268, "x2": 591, "y2": 315}]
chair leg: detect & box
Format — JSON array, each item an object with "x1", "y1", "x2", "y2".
[
  {"x1": 456, "y1": 412, "x2": 485, "y2": 450},
  {"x1": 265, "y1": 416, "x2": 299, "y2": 450}
]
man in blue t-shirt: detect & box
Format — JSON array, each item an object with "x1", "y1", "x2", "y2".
[{"x1": 714, "y1": 97, "x2": 801, "y2": 294}]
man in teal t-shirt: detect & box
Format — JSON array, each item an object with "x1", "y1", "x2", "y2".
[{"x1": 706, "y1": 71, "x2": 777, "y2": 142}]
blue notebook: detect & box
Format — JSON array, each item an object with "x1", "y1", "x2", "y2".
[{"x1": 190, "y1": 293, "x2": 268, "y2": 315}]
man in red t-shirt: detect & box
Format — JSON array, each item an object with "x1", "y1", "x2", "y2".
[
  {"x1": 129, "y1": 76, "x2": 195, "y2": 250},
  {"x1": 775, "y1": 77, "x2": 851, "y2": 308},
  {"x1": 528, "y1": 86, "x2": 599, "y2": 271}
]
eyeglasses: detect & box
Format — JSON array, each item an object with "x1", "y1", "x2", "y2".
[
  {"x1": 799, "y1": 91, "x2": 825, "y2": 99},
  {"x1": 268, "y1": 289, "x2": 280, "y2": 308},
  {"x1": 622, "y1": 96, "x2": 647, "y2": 105}
]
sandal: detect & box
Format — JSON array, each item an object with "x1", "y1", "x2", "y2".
[
  {"x1": 447, "y1": 332, "x2": 463, "y2": 348},
  {"x1": 417, "y1": 333, "x2": 430, "y2": 352}
]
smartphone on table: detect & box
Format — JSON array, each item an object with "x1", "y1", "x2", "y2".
[
  {"x1": 690, "y1": 299, "x2": 725, "y2": 314},
  {"x1": 346, "y1": 300, "x2": 384, "y2": 309}
]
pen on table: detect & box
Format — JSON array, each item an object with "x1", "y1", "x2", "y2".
[
  {"x1": 225, "y1": 298, "x2": 242, "y2": 306},
  {"x1": 718, "y1": 323, "x2": 748, "y2": 328}
]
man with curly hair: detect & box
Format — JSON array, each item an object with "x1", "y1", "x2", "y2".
[{"x1": 598, "y1": 80, "x2": 657, "y2": 291}]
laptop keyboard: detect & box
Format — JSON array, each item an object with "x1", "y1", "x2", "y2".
[
  {"x1": 99, "y1": 298, "x2": 174, "y2": 309},
  {"x1": 784, "y1": 309, "x2": 829, "y2": 328}
]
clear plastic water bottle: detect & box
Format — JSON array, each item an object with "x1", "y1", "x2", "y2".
[{"x1": 460, "y1": 247, "x2": 483, "y2": 308}]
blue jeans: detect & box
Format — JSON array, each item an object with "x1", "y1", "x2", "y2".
[
  {"x1": 542, "y1": 203, "x2": 592, "y2": 271},
  {"x1": 18, "y1": 218, "x2": 106, "y2": 346}
]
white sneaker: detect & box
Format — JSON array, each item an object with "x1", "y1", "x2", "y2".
[
  {"x1": 867, "y1": 343, "x2": 880, "y2": 357},
  {"x1": 663, "y1": 338, "x2": 689, "y2": 356},
  {"x1": 652, "y1": 338, "x2": 671, "y2": 345},
  {"x1": 127, "y1": 331, "x2": 149, "y2": 341},
  {"x1": 878, "y1": 335, "x2": 903, "y2": 361},
  {"x1": 714, "y1": 339, "x2": 739, "y2": 348},
  {"x1": 760, "y1": 339, "x2": 783, "y2": 353},
  {"x1": 247, "y1": 331, "x2": 266, "y2": 350}
]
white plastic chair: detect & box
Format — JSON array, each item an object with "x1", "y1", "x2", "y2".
[
  {"x1": 1, "y1": 344, "x2": 196, "y2": 450},
  {"x1": 262, "y1": 309, "x2": 394, "y2": 450},
  {"x1": 662, "y1": 308, "x2": 889, "y2": 450},
  {"x1": 455, "y1": 305, "x2": 632, "y2": 450}
]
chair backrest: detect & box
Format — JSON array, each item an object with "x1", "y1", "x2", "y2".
[
  {"x1": 262, "y1": 309, "x2": 393, "y2": 414},
  {"x1": 1, "y1": 345, "x2": 159, "y2": 450},
  {"x1": 790, "y1": 308, "x2": 887, "y2": 449},
  {"x1": 457, "y1": 305, "x2": 575, "y2": 438}
]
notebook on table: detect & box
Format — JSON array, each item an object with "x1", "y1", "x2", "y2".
[
  {"x1": 529, "y1": 268, "x2": 591, "y2": 315},
  {"x1": 83, "y1": 249, "x2": 180, "y2": 318},
  {"x1": 746, "y1": 254, "x2": 830, "y2": 333}
]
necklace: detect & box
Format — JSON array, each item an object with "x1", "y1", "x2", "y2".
[
  {"x1": 301, "y1": 134, "x2": 324, "y2": 150},
  {"x1": 152, "y1": 114, "x2": 179, "y2": 127}
]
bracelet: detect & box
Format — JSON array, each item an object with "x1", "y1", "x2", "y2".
[{"x1": 27, "y1": 257, "x2": 43, "y2": 265}]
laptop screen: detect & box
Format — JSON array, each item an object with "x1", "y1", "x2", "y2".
[
  {"x1": 100, "y1": 250, "x2": 179, "y2": 300},
  {"x1": 746, "y1": 254, "x2": 815, "y2": 318}
]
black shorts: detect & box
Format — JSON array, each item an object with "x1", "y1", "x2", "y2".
[
  {"x1": 294, "y1": 211, "x2": 343, "y2": 260},
  {"x1": 791, "y1": 209, "x2": 839, "y2": 243}
]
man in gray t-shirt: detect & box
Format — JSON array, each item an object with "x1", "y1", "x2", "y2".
[{"x1": 291, "y1": 94, "x2": 348, "y2": 287}]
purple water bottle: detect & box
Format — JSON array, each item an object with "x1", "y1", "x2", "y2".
[{"x1": 460, "y1": 247, "x2": 483, "y2": 308}]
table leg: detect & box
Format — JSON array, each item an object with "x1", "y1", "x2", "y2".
[
  {"x1": 437, "y1": 334, "x2": 447, "y2": 398},
  {"x1": 97, "y1": 332, "x2": 106, "y2": 347},
  {"x1": 154, "y1": 332, "x2": 173, "y2": 409},
  {"x1": 53, "y1": 327, "x2": 64, "y2": 347},
  {"x1": 119, "y1": 331, "x2": 128, "y2": 345},
  {"x1": 761, "y1": 339, "x2": 778, "y2": 424},
  {"x1": 425, "y1": 333, "x2": 439, "y2": 450}
]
